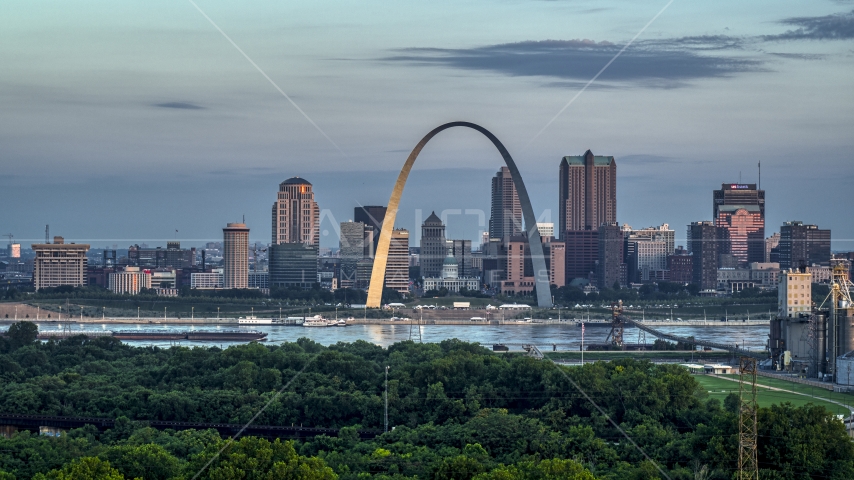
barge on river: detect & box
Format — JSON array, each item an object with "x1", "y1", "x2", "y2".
[{"x1": 112, "y1": 330, "x2": 267, "y2": 342}]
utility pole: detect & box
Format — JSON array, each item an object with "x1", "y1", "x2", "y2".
[
  {"x1": 581, "y1": 322, "x2": 584, "y2": 365},
  {"x1": 738, "y1": 356, "x2": 759, "y2": 480},
  {"x1": 384, "y1": 366, "x2": 390, "y2": 433}
]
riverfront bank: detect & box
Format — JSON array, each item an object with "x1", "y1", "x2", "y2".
[{"x1": 0, "y1": 317, "x2": 770, "y2": 327}]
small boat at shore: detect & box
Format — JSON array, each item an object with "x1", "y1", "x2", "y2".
[
  {"x1": 238, "y1": 316, "x2": 273, "y2": 325},
  {"x1": 302, "y1": 315, "x2": 330, "y2": 327}
]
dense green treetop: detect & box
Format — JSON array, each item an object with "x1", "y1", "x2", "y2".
[{"x1": 0, "y1": 321, "x2": 852, "y2": 479}]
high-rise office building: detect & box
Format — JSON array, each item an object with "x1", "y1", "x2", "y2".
[
  {"x1": 689, "y1": 221, "x2": 728, "y2": 290},
  {"x1": 667, "y1": 247, "x2": 693, "y2": 284},
  {"x1": 480, "y1": 238, "x2": 505, "y2": 289},
  {"x1": 354, "y1": 206, "x2": 386, "y2": 253},
  {"x1": 713, "y1": 183, "x2": 765, "y2": 265},
  {"x1": 489, "y1": 167, "x2": 522, "y2": 239},
  {"x1": 223, "y1": 223, "x2": 249, "y2": 289},
  {"x1": 548, "y1": 241, "x2": 565, "y2": 288},
  {"x1": 597, "y1": 223, "x2": 625, "y2": 289},
  {"x1": 625, "y1": 238, "x2": 669, "y2": 283},
  {"x1": 536, "y1": 223, "x2": 555, "y2": 241},
  {"x1": 109, "y1": 267, "x2": 152, "y2": 295},
  {"x1": 339, "y1": 221, "x2": 369, "y2": 288},
  {"x1": 559, "y1": 150, "x2": 617, "y2": 235},
  {"x1": 501, "y1": 236, "x2": 536, "y2": 296},
  {"x1": 446, "y1": 239, "x2": 473, "y2": 278},
  {"x1": 779, "y1": 267, "x2": 812, "y2": 318},
  {"x1": 765, "y1": 232, "x2": 780, "y2": 263},
  {"x1": 564, "y1": 230, "x2": 598, "y2": 284},
  {"x1": 779, "y1": 221, "x2": 831, "y2": 270},
  {"x1": 386, "y1": 229, "x2": 410, "y2": 294},
  {"x1": 32, "y1": 236, "x2": 89, "y2": 290},
  {"x1": 356, "y1": 259, "x2": 374, "y2": 290},
  {"x1": 623, "y1": 224, "x2": 674, "y2": 283},
  {"x1": 272, "y1": 177, "x2": 320, "y2": 246},
  {"x1": 420, "y1": 212, "x2": 446, "y2": 278},
  {"x1": 127, "y1": 241, "x2": 196, "y2": 269},
  {"x1": 269, "y1": 242, "x2": 319, "y2": 289},
  {"x1": 623, "y1": 224, "x2": 675, "y2": 254}
]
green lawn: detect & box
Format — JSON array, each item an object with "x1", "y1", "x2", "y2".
[
  {"x1": 719, "y1": 374, "x2": 854, "y2": 409},
  {"x1": 693, "y1": 375, "x2": 852, "y2": 416},
  {"x1": 545, "y1": 351, "x2": 732, "y2": 361}
]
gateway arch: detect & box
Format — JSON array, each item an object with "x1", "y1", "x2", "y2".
[{"x1": 366, "y1": 121, "x2": 552, "y2": 308}]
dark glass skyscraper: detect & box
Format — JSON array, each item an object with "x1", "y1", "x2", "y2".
[
  {"x1": 564, "y1": 230, "x2": 598, "y2": 283},
  {"x1": 489, "y1": 167, "x2": 522, "y2": 240},
  {"x1": 597, "y1": 223, "x2": 625, "y2": 289},
  {"x1": 269, "y1": 242, "x2": 318, "y2": 289},
  {"x1": 689, "y1": 221, "x2": 729, "y2": 290},
  {"x1": 713, "y1": 183, "x2": 765, "y2": 265},
  {"x1": 779, "y1": 221, "x2": 831, "y2": 270},
  {"x1": 354, "y1": 205, "x2": 386, "y2": 253}
]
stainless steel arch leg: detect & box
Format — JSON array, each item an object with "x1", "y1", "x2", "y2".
[{"x1": 366, "y1": 121, "x2": 552, "y2": 309}]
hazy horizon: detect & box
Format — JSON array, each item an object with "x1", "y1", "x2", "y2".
[{"x1": 3, "y1": 1, "x2": 853, "y2": 250}]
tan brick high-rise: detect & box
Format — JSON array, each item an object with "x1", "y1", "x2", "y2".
[
  {"x1": 559, "y1": 150, "x2": 616, "y2": 235},
  {"x1": 223, "y1": 223, "x2": 249, "y2": 289},
  {"x1": 272, "y1": 177, "x2": 320, "y2": 246},
  {"x1": 32, "y1": 236, "x2": 89, "y2": 290},
  {"x1": 386, "y1": 229, "x2": 410, "y2": 294}
]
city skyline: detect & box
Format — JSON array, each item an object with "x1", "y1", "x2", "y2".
[
  {"x1": 5, "y1": 163, "x2": 848, "y2": 253},
  {"x1": 2, "y1": 1, "x2": 853, "y2": 250}
]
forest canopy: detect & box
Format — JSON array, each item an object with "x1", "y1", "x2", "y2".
[{"x1": 0, "y1": 321, "x2": 851, "y2": 479}]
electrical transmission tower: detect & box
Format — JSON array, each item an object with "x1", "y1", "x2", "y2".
[{"x1": 738, "y1": 356, "x2": 759, "y2": 480}]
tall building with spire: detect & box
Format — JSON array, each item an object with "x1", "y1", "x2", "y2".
[
  {"x1": 713, "y1": 183, "x2": 765, "y2": 265},
  {"x1": 489, "y1": 166, "x2": 522, "y2": 240},
  {"x1": 271, "y1": 177, "x2": 320, "y2": 246},
  {"x1": 558, "y1": 150, "x2": 617, "y2": 234}
]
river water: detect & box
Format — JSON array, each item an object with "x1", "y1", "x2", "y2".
[{"x1": 30, "y1": 321, "x2": 770, "y2": 351}]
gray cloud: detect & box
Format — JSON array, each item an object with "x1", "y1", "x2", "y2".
[
  {"x1": 153, "y1": 102, "x2": 205, "y2": 110},
  {"x1": 765, "y1": 9, "x2": 854, "y2": 40},
  {"x1": 384, "y1": 37, "x2": 763, "y2": 88},
  {"x1": 766, "y1": 52, "x2": 826, "y2": 60}
]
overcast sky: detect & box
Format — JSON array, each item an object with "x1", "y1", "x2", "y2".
[{"x1": 2, "y1": 0, "x2": 853, "y2": 250}]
